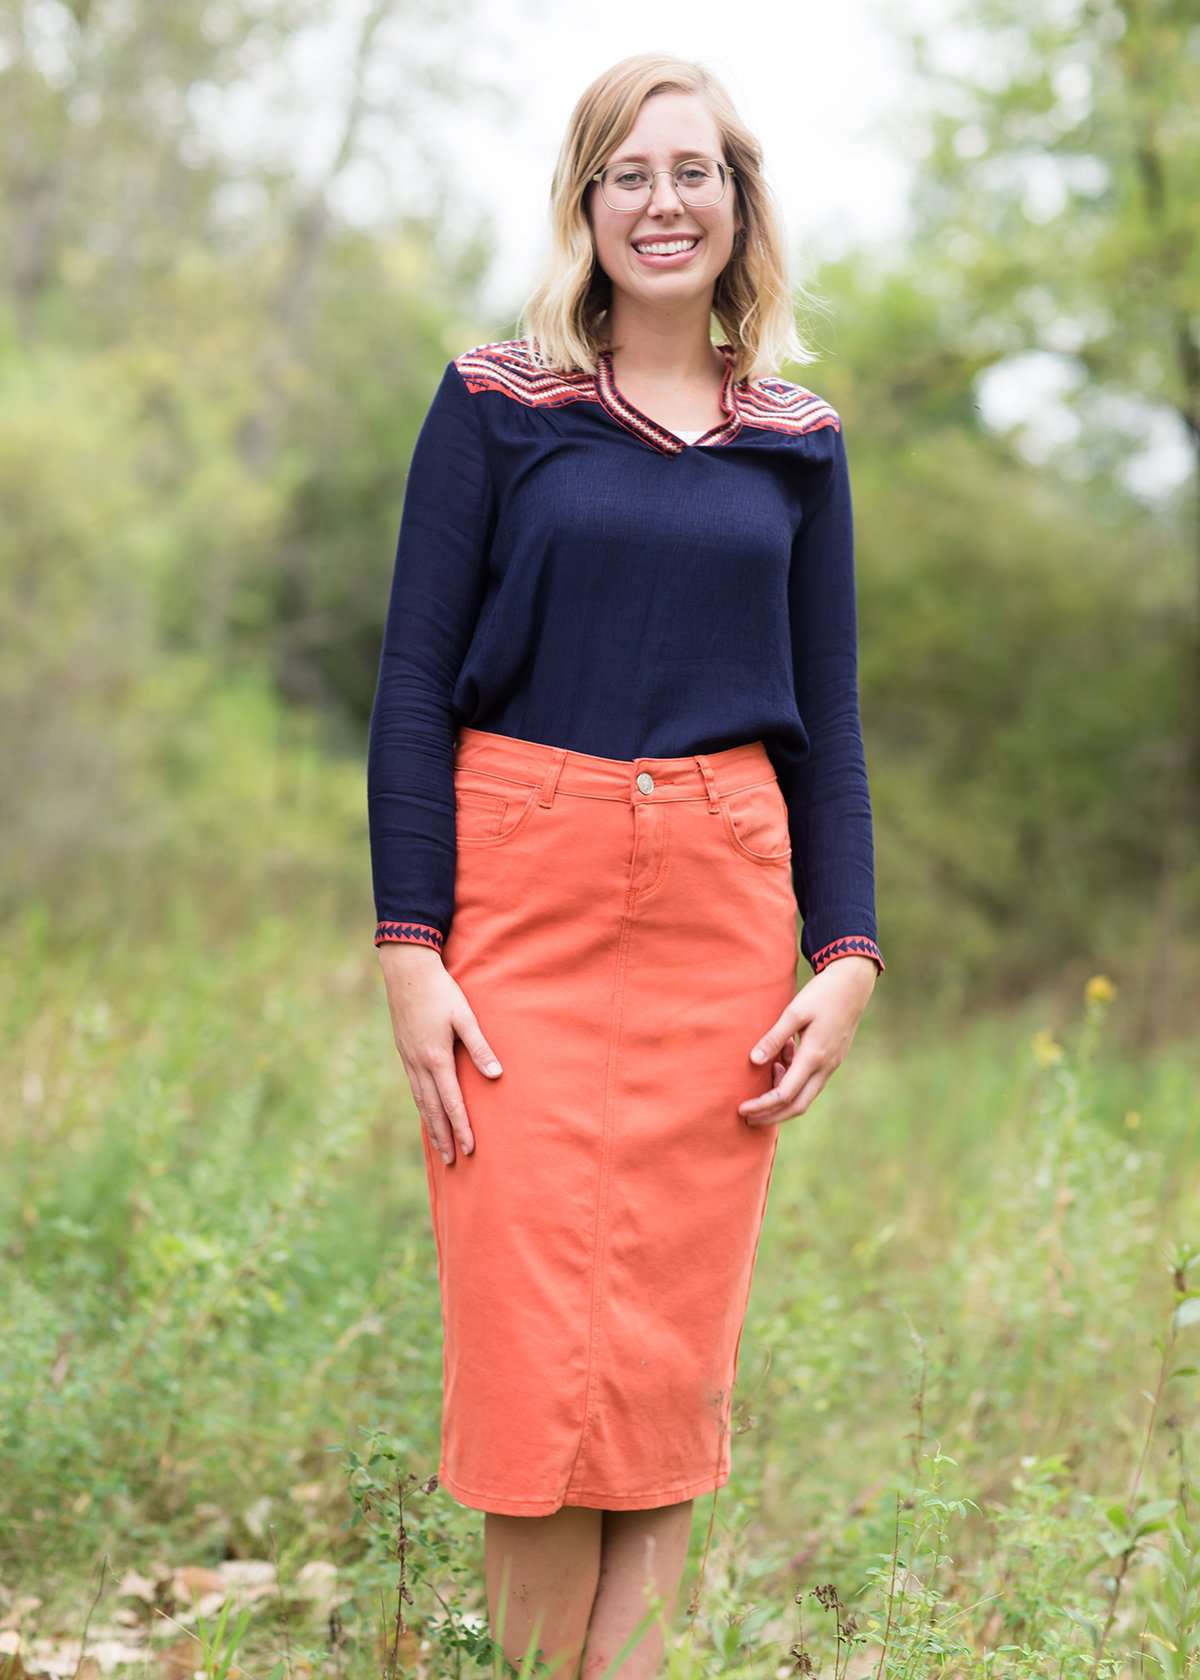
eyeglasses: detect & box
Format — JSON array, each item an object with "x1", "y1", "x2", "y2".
[{"x1": 590, "y1": 157, "x2": 736, "y2": 213}]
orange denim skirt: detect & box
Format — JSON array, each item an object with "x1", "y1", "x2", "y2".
[{"x1": 424, "y1": 725, "x2": 800, "y2": 1517}]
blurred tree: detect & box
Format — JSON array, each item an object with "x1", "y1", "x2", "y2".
[
  {"x1": 884, "y1": 0, "x2": 1199, "y2": 1022},
  {"x1": 900, "y1": 0, "x2": 1197, "y2": 479},
  {"x1": 791, "y1": 255, "x2": 1182, "y2": 1016},
  {"x1": 0, "y1": 0, "x2": 507, "y2": 374},
  {"x1": 238, "y1": 0, "x2": 408, "y2": 471},
  {"x1": 0, "y1": 2, "x2": 311, "y2": 336}
]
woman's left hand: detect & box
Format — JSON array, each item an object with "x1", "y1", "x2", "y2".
[{"x1": 739, "y1": 955, "x2": 879, "y2": 1126}]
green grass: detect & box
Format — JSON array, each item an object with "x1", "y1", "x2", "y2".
[{"x1": 2, "y1": 900, "x2": 1198, "y2": 1678}]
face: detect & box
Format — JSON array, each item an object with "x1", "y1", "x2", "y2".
[{"x1": 587, "y1": 90, "x2": 742, "y2": 308}]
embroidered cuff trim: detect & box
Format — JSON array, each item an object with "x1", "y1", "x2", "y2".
[
  {"x1": 811, "y1": 935, "x2": 885, "y2": 975},
  {"x1": 374, "y1": 921, "x2": 444, "y2": 951}
]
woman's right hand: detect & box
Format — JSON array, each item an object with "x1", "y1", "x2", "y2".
[{"x1": 377, "y1": 944, "x2": 504, "y2": 1165}]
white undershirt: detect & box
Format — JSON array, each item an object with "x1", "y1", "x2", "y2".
[{"x1": 676, "y1": 429, "x2": 706, "y2": 443}]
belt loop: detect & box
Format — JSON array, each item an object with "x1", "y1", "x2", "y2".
[
  {"x1": 694, "y1": 753, "x2": 721, "y2": 813},
  {"x1": 538, "y1": 747, "x2": 568, "y2": 807}
]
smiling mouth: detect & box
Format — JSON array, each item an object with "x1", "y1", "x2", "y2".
[{"x1": 630, "y1": 235, "x2": 703, "y2": 262}]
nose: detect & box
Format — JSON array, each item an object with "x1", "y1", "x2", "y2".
[{"x1": 647, "y1": 173, "x2": 685, "y2": 214}]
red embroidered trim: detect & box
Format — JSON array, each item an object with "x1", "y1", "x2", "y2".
[
  {"x1": 375, "y1": 921, "x2": 444, "y2": 951},
  {"x1": 595, "y1": 344, "x2": 742, "y2": 453},
  {"x1": 452, "y1": 339, "x2": 841, "y2": 451},
  {"x1": 737, "y1": 376, "x2": 841, "y2": 437},
  {"x1": 811, "y1": 936, "x2": 885, "y2": 975},
  {"x1": 456, "y1": 340, "x2": 596, "y2": 411}
]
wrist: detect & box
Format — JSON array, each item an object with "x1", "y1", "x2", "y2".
[
  {"x1": 378, "y1": 940, "x2": 443, "y2": 961},
  {"x1": 816, "y1": 953, "x2": 880, "y2": 985}
]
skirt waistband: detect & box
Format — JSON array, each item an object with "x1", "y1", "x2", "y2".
[{"x1": 454, "y1": 725, "x2": 778, "y2": 809}]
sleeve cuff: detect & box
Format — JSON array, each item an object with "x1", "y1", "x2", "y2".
[
  {"x1": 810, "y1": 936, "x2": 885, "y2": 976},
  {"x1": 375, "y1": 920, "x2": 445, "y2": 952}
]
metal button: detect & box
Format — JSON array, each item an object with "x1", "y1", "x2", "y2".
[{"x1": 636, "y1": 770, "x2": 655, "y2": 794}]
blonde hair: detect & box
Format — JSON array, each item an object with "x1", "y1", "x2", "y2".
[{"x1": 516, "y1": 52, "x2": 825, "y2": 386}]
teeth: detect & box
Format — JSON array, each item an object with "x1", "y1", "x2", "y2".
[{"x1": 634, "y1": 238, "x2": 698, "y2": 255}]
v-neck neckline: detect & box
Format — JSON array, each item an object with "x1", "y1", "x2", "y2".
[{"x1": 595, "y1": 342, "x2": 744, "y2": 456}]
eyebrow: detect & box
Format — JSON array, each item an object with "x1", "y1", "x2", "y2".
[{"x1": 608, "y1": 147, "x2": 714, "y2": 164}]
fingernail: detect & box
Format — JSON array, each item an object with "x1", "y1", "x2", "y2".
[
  {"x1": 485, "y1": 1060, "x2": 502, "y2": 1076},
  {"x1": 750, "y1": 1047, "x2": 766, "y2": 1063},
  {"x1": 441, "y1": 1149, "x2": 452, "y2": 1164}
]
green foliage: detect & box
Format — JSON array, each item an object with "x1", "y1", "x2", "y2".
[
  {"x1": 2, "y1": 918, "x2": 1197, "y2": 1676},
  {"x1": 1142, "y1": 1492, "x2": 1200, "y2": 1680},
  {"x1": 343, "y1": 1430, "x2": 505, "y2": 1674},
  {"x1": 194, "y1": 1594, "x2": 265, "y2": 1680}
]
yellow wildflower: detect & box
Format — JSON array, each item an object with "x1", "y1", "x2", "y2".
[{"x1": 1032, "y1": 1029, "x2": 1064, "y2": 1067}]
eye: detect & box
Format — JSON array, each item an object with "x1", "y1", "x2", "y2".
[{"x1": 613, "y1": 169, "x2": 649, "y2": 189}]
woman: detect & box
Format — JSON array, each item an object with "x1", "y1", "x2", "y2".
[{"x1": 366, "y1": 50, "x2": 886, "y2": 1679}]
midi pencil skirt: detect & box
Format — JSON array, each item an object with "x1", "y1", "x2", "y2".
[{"x1": 423, "y1": 724, "x2": 800, "y2": 1517}]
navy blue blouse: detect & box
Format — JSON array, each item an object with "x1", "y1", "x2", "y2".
[{"x1": 367, "y1": 338, "x2": 885, "y2": 977}]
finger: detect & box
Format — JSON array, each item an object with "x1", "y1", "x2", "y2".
[
  {"x1": 411, "y1": 1065, "x2": 455, "y2": 1163},
  {"x1": 428, "y1": 1050, "x2": 475, "y2": 1158},
  {"x1": 739, "y1": 1054, "x2": 815, "y2": 1124},
  {"x1": 792, "y1": 1062, "x2": 830, "y2": 1116},
  {"x1": 744, "y1": 1055, "x2": 834, "y2": 1124},
  {"x1": 748, "y1": 1002, "x2": 806, "y2": 1067},
  {"x1": 454, "y1": 1011, "x2": 504, "y2": 1079},
  {"x1": 744, "y1": 1035, "x2": 799, "y2": 1110}
]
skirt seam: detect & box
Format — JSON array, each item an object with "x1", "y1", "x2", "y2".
[{"x1": 561, "y1": 837, "x2": 639, "y2": 1496}]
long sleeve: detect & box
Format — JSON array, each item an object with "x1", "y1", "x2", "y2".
[
  {"x1": 783, "y1": 422, "x2": 886, "y2": 977},
  {"x1": 367, "y1": 360, "x2": 495, "y2": 951}
]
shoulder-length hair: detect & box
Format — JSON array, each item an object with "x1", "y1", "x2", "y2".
[{"x1": 516, "y1": 52, "x2": 825, "y2": 386}]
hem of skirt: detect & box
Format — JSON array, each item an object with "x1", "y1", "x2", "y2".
[{"x1": 437, "y1": 1462, "x2": 730, "y2": 1517}]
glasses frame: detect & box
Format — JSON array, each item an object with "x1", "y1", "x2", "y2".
[{"x1": 590, "y1": 157, "x2": 737, "y2": 213}]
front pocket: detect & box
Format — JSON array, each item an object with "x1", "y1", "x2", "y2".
[
  {"x1": 718, "y1": 779, "x2": 793, "y2": 864},
  {"x1": 453, "y1": 769, "x2": 539, "y2": 846},
  {"x1": 455, "y1": 787, "x2": 507, "y2": 840}
]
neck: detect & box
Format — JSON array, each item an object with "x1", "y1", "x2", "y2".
[{"x1": 602, "y1": 301, "x2": 723, "y2": 384}]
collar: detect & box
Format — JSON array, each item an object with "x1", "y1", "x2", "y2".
[{"x1": 595, "y1": 342, "x2": 743, "y2": 455}]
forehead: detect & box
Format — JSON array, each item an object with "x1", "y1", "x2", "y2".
[{"x1": 606, "y1": 91, "x2": 723, "y2": 165}]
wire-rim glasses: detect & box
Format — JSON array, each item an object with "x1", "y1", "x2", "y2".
[{"x1": 590, "y1": 157, "x2": 736, "y2": 212}]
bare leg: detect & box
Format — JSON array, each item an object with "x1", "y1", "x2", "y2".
[
  {"x1": 579, "y1": 1500, "x2": 695, "y2": 1678},
  {"x1": 484, "y1": 1507, "x2": 603, "y2": 1676}
]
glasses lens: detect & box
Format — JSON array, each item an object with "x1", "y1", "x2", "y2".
[
  {"x1": 675, "y1": 159, "x2": 725, "y2": 206},
  {"x1": 601, "y1": 166, "x2": 653, "y2": 209}
]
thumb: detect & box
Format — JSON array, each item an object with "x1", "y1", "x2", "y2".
[{"x1": 455, "y1": 1011, "x2": 504, "y2": 1078}]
